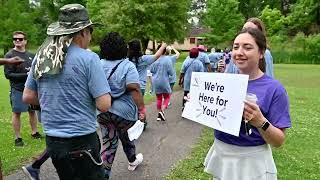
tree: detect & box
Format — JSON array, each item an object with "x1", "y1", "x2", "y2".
[
  {"x1": 40, "y1": 0, "x2": 87, "y2": 22},
  {"x1": 88, "y1": 0, "x2": 191, "y2": 50},
  {"x1": 203, "y1": 0, "x2": 244, "y2": 46},
  {"x1": 189, "y1": 0, "x2": 207, "y2": 26},
  {"x1": 0, "y1": 0, "x2": 39, "y2": 54},
  {"x1": 287, "y1": 0, "x2": 320, "y2": 35},
  {"x1": 260, "y1": 5, "x2": 286, "y2": 36}
]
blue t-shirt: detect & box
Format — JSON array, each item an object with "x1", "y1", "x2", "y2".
[
  {"x1": 101, "y1": 59, "x2": 140, "y2": 121},
  {"x1": 180, "y1": 56, "x2": 204, "y2": 91},
  {"x1": 226, "y1": 49, "x2": 274, "y2": 78},
  {"x1": 25, "y1": 44, "x2": 111, "y2": 138},
  {"x1": 150, "y1": 56, "x2": 174, "y2": 94},
  {"x1": 215, "y1": 74, "x2": 291, "y2": 146},
  {"x1": 169, "y1": 55, "x2": 178, "y2": 84},
  {"x1": 208, "y1": 52, "x2": 223, "y2": 71},
  {"x1": 131, "y1": 55, "x2": 156, "y2": 90},
  {"x1": 197, "y1": 52, "x2": 210, "y2": 72},
  {"x1": 264, "y1": 49, "x2": 274, "y2": 77}
]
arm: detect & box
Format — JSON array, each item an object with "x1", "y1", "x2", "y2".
[
  {"x1": 23, "y1": 87, "x2": 39, "y2": 105},
  {"x1": 153, "y1": 43, "x2": 167, "y2": 60},
  {"x1": 178, "y1": 73, "x2": 184, "y2": 87},
  {"x1": 4, "y1": 64, "x2": 28, "y2": 81},
  {"x1": 204, "y1": 54, "x2": 211, "y2": 72},
  {"x1": 171, "y1": 46, "x2": 180, "y2": 59},
  {"x1": 244, "y1": 101, "x2": 286, "y2": 147},
  {"x1": 0, "y1": 57, "x2": 24, "y2": 65},
  {"x1": 206, "y1": 63, "x2": 212, "y2": 72},
  {"x1": 127, "y1": 83, "x2": 146, "y2": 121},
  {"x1": 95, "y1": 94, "x2": 112, "y2": 113}
]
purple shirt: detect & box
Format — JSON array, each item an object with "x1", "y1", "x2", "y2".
[{"x1": 215, "y1": 74, "x2": 291, "y2": 146}]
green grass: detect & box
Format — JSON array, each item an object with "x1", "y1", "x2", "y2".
[
  {"x1": 0, "y1": 66, "x2": 46, "y2": 175},
  {"x1": 166, "y1": 64, "x2": 320, "y2": 180}
]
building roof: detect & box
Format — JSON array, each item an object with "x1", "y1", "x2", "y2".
[{"x1": 188, "y1": 26, "x2": 210, "y2": 37}]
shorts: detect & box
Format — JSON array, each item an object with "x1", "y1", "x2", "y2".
[{"x1": 10, "y1": 88, "x2": 30, "y2": 113}]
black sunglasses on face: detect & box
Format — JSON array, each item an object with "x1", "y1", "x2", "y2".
[{"x1": 13, "y1": 38, "x2": 24, "y2": 41}]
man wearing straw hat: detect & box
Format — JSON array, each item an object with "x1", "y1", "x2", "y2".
[{"x1": 23, "y1": 4, "x2": 111, "y2": 179}]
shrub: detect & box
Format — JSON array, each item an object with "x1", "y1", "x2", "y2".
[{"x1": 305, "y1": 34, "x2": 320, "y2": 64}]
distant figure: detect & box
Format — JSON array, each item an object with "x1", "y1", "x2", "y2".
[
  {"x1": 179, "y1": 48, "x2": 204, "y2": 110},
  {"x1": 208, "y1": 50, "x2": 223, "y2": 72},
  {"x1": 128, "y1": 40, "x2": 166, "y2": 96},
  {"x1": 4, "y1": 31, "x2": 41, "y2": 147},
  {"x1": 150, "y1": 46, "x2": 175, "y2": 121},
  {"x1": 167, "y1": 45, "x2": 180, "y2": 91},
  {"x1": 197, "y1": 45, "x2": 211, "y2": 72}
]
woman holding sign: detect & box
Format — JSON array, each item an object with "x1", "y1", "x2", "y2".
[{"x1": 204, "y1": 28, "x2": 291, "y2": 180}]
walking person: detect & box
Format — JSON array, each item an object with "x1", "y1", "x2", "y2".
[
  {"x1": 98, "y1": 32, "x2": 146, "y2": 179},
  {"x1": 23, "y1": 4, "x2": 111, "y2": 180},
  {"x1": 150, "y1": 46, "x2": 175, "y2": 121},
  {"x1": 204, "y1": 28, "x2": 291, "y2": 180},
  {"x1": 128, "y1": 40, "x2": 166, "y2": 96},
  {"x1": 127, "y1": 40, "x2": 166, "y2": 129},
  {"x1": 168, "y1": 45, "x2": 180, "y2": 92},
  {"x1": 4, "y1": 31, "x2": 42, "y2": 146},
  {"x1": 197, "y1": 45, "x2": 212, "y2": 72},
  {"x1": 179, "y1": 48, "x2": 204, "y2": 110}
]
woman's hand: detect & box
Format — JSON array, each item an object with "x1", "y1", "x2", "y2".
[{"x1": 243, "y1": 101, "x2": 265, "y2": 128}]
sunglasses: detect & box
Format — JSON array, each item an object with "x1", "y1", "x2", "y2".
[{"x1": 13, "y1": 38, "x2": 24, "y2": 41}]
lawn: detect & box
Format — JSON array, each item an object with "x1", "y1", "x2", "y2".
[{"x1": 166, "y1": 64, "x2": 320, "y2": 180}]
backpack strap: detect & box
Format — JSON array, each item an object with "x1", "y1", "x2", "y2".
[{"x1": 107, "y1": 60, "x2": 124, "y2": 80}]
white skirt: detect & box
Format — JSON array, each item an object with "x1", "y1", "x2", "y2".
[{"x1": 204, "y1": 138, "x2": 277, "y2": 180}]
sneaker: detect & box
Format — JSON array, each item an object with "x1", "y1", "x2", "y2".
[
  {"x1": 157, "y1": 113, "x2": 161, "y2": 121},
  {"x1": 22, "y1": 165, "x2": 40, "y2": 180},
  {"x1": 128, "y1": 153, "x2": 143, "y2": 171},
  {"x1": 15, "y1": 138, "x2": 24, "y2": 147},
  {"x1": 31, "y1": 132, "x2": 42, "y2": 139},
  {"x1": 159, "y1": 111, "x2": 166, "y2": 121}
]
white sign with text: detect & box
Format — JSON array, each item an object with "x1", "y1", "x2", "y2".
[{"x1": 182, "y1": 72, "x2": 249, "y2": 136}]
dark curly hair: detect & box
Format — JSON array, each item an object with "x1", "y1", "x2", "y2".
[
  {"x1": 128, "y1": 39, "x2": 143, "y2": 67},
  {"x1": 100, "y1": 32, "x2": 127, "y2": 60}
]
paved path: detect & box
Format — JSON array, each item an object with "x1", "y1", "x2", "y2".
[{"x1": 5, "y1": 91, "x2": 204, "y2": 180}]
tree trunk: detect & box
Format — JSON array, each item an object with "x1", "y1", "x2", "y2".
[
  {"x1": 281, "y1": 0, "x2": 290, "y2": 16},
  {"x1": 316, "y1": 2, "x2": 320, "y2": 26},
  {"x1": 141, "y1": 39, "x2": 150, "y2": 53}
]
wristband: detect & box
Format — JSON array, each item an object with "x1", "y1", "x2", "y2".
[{"x1": 259, "y1": 120, "x2": 270, "y2": 131}]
